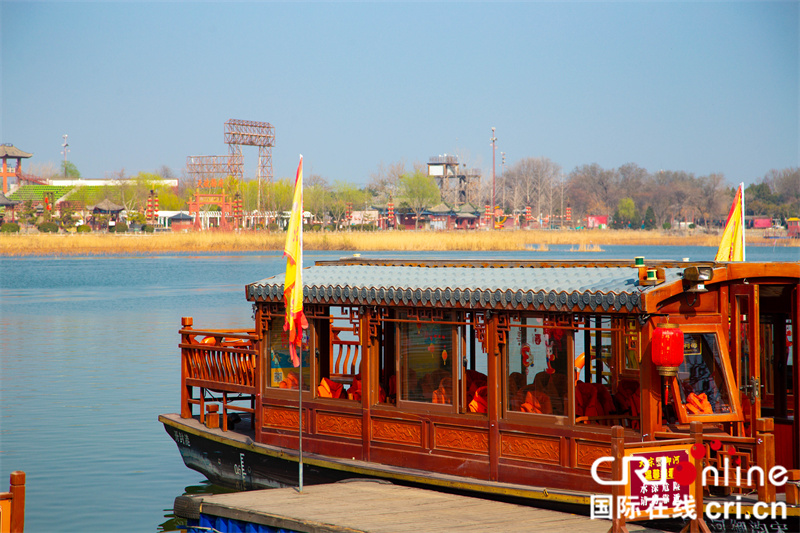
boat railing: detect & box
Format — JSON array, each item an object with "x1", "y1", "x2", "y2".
[
  {"x1": 179, "y1": 317, "x2": 259, "y2": 431},
  {"x1": 655, "y1": 417, "x2": 777, "y2": 503},
  {"x1": 0, "y1": 471, "x2": 25, "y2": 533},
  {"x1": 608, "y1": 423, "x2": 707, "y2": 533}
]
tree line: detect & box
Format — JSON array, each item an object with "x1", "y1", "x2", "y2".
[{"x1": 24, "y1": 159, "x2": 800, "y2": 230}]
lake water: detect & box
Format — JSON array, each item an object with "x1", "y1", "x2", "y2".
[{"x1": 1, "y1": 245, "x2": 797, "y2": 532}]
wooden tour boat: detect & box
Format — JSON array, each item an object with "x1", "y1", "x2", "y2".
[{"x1": 160, "y1": 255, "x2": 800, "y2": 529}]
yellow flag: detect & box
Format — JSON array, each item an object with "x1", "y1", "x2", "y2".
[
  {"x1": 283, "y1": 155, "x2": 308, "y2": 367},
  {"x1": 715, "y1": 183, "x2": 745, "y2": 262}
]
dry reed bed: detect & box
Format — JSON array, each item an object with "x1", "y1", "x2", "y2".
[{"x1": 1, "y1": 230, "x2": 794, "y2": 257}]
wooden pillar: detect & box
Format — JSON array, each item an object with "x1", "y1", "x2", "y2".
[
  {"x1": 756, "y1": 418, "x2": 776, "y2": 503},
  {"x1": 640, "y1": 320, "x2": 659, "y2": 440},
  {"x1": 9, "y1": 471, "x2": 25, "y2": 533},
  {"x1": 180, "y1": 317, "x2": 193, "y2": 419},
  {"x1": 487, "y1": 312, "x2": 500, "y2": 481},
  {"x1": 609, "y1": 426, "x2": 628, "y2": 533},
  {"x1": 360, "y1": 307, "x2": 375, "y2": 462},
  {"x1": 682, "y1": 421, "x2": 711, "y2": 533}
]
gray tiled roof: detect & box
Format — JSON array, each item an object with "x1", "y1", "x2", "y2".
[
  {"x1": 246, "y1": 262, "x2": 687, "y2": 313},
  {"x1": 0, "y1": 145, "x2": 32, "y2": 158}
]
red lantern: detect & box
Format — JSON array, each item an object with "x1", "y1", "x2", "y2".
[{"x1": 652, "y1": 324, "x2": 684, "y2": 376}]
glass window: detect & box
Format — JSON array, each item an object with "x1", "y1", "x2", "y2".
[
  {"x1": 676, "y1": 333, "x2": 732, "y2": 415},
  {"x1": 399, "y1": 313, "x2": 453, "y2": 404},
  {"x1": 507, "y1": 316, "x2": 568, "y2": 416},
  {"x1": 267, "y1": 316, "x2": 310, "y2": 391},
  {"x1": 459, "y1": 313, "x2": 489, "y2": 414},
  {"x1": 622, "y1": 317, "x2": 640, "y2": 370}
]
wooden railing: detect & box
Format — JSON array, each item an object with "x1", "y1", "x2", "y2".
[
  {"x1": 0, "y1": 471, "x2": 25, "y2": 533},
  {"x1": 179, "y1": 317, "x2": 260, "y2": 431},
  {"x1": 330, "y1": 325, "x2": 360, "y2": 385},
  {"x1": 655, "y1": 418, "x2": 777, "y2": 503},
  {"x1": 608, "y1": 423, "x2": 707, "y2": 533}
]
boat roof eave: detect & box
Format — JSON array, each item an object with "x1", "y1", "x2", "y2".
[{"x1": 244, "y1": 260, "x2": 798, "y2": 315}]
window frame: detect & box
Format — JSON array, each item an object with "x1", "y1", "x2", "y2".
[
  {"x1": 393, "y1": 309, "x2": 461, "y2": 414},
  {"x1": 503, "y1": 313, "x2": 574, "y2": 424},
  {"x1": 668, "y1": 323, "x2": 742, "y2": 424}
]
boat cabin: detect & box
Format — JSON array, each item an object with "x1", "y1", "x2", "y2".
[{"x1": 172, "y1": 257, "x2": 799, "y2": 501}]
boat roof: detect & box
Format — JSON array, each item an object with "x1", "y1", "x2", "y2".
[{"x1": 245, "y1": 257, "x2": 715, "y2": 313}]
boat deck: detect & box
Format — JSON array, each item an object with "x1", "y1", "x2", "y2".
[{"x1": 174, "y1": 479, "x2": 666, "y2": 533}]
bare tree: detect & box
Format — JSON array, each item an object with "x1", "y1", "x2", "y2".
[
  {"x1": 567, "y1": 163, "x2": 618, "y2": 219},
  {"x1": 368, "y1": 160, "x2": 407, "y2": 203},
  {"x1": 695, "y1": 173, "x2": 727, "y2": 227}
]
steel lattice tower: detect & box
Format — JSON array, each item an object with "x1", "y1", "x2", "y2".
[{"x1": 186, "y1": 119, "x2": 276, "y2": 215}]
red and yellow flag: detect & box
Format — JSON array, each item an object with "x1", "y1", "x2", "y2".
[
  {"x1": 715, "y1": 183, "x2": 745, "y2": 262},
  {"x1": 283, "y1": 156, "x2": 308, "y2": 367}
]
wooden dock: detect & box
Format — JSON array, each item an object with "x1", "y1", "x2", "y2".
[{"x1": 174, "y1": 480, "x2": 666, "y2": 533}]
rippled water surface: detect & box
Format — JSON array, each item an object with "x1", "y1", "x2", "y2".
[{"x1": 0, "y1": 245, "x2": 796, "y2": 532}]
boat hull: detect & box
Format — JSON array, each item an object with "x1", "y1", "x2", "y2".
[
  {"x1": 161, "y1": 415, "x2": 350, "y2": 490},
  {"x1": 161, "y1": 413, "x2": 800, "y2": 533}
]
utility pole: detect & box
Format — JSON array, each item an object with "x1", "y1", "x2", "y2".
[
  {"x1": 491, "y1": 127, "x2": 496, "y2": 228},
  {"x1": 61, "y1": 135, "x2": 69, "y2": 179}
]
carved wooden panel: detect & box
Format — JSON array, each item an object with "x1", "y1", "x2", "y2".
[
  {"x1": 501, "y1": 434, "x2": 560, "y2": 464},
  {"x1": 435, "y1": 427, "x2": 488, "y2": 453},
  {"x1": 576, "y1": 440, "x2": 611, "y2": 470},
  {"x1": 263, "y1": 407, "x2": 306, "y2": 431},
  {"x1": 371, "y1": 419, "x2": 421, "y2": 446},
  {"x1": 316, "y1": 412, "x2": 362, "y2": 438}
]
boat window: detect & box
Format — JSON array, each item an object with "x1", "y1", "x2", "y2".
[
  {"x1": 267, "y1": 315, "x2": 310, "y2": 391},
  {"x1": 378, "y1": 311, "x2": 396, "y2": 405},
  {"x1": 507, "y1": 316, "x2": 568, "y2": 416},
  {"x1": 575, "y1": 316, "x2": 613, "y2": 388},
  {"x1": 622, "y1": 317, "x2": 640, "y2": 371},
  {"x1": 399, "y1": 313, "x2": 454, "y2": 405},
  {"x1": 314, "y1": 306, "x2": 363, "y2": 400},
  {"x1": 459, "y1": 312, "x2": 489, "y2": 414},
  {"x1": 676, "y1": 333, "x2": 733, "y2": 415}
]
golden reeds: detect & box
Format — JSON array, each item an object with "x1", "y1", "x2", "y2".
[{"x1": 0, "y1": 229, "x2": 795, "y2": 256}]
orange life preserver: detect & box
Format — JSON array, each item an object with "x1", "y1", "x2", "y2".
[
  {"x1": 468, "y1": 386, "x2": 488, "y2": 413},
  {"x1": 575, "y1": 381, "x2": 603, "y2": 418},
  {"x1": 465, "y1": 370, "x2": 487, "y2": 405},
  {"x1": 346, "y1": 375, "x2": 386, "y2": 403},
  {"x1": 318, "y1": 377, "x2": 346, "y2": 399},
  {"x1": 278, "y1": 372, "x2": 299, "y2": 389},
  {"x1": 432, "y1": 377, "x2": 452, "y2": 404},
  {"x1": 348, "y1": 376, "x2": 362, "y2": 401},
  {"x1": 685, "y1": 392, "x2": 713, "y2": 414},
  {"x1": 574, "y1": 352, "x2": 597, "y2": 382},
  {"x1": 520, "y1": 389, "x2": 552, "y2": 414},
  {"x1": 615, "y1": 380, "x2": 641, "y2": 429}
]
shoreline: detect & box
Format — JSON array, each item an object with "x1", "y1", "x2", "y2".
[{"x1": 1, "y1": 229, "x2": 797, "y2": 257}]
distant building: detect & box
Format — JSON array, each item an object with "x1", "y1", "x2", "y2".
[{"x1": 427, "y1": 155, "x2": 481, "y2": 206}]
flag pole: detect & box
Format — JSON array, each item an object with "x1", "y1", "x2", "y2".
[
  {"x1": 740, "y1": 182, "x2": 746, "y2": 262},
  {"x1": 298, "y1": 180, "x2": 304, "y2": 494},
  {"x1": 283, "y1": 154, "x2": 307, "y2": 493}
]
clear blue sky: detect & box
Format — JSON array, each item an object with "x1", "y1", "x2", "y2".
[{"x1": 1, "y1": 2, "x2": 797, "y2": 188}]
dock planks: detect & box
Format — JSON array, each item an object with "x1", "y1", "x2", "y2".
[{"x1": 176, "y1": 480, "x2": 665, "y2": 533}]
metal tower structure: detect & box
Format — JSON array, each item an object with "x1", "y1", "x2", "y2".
[
  {"x1": 186, "y1": 119, "x2": 275, "y2": 216},
  {"x1": 224, "y1": 119, "x2": 274, "y2": 183},
  {"x1": 427, "y1": 154, "x2": 481, "y2": 206}
]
